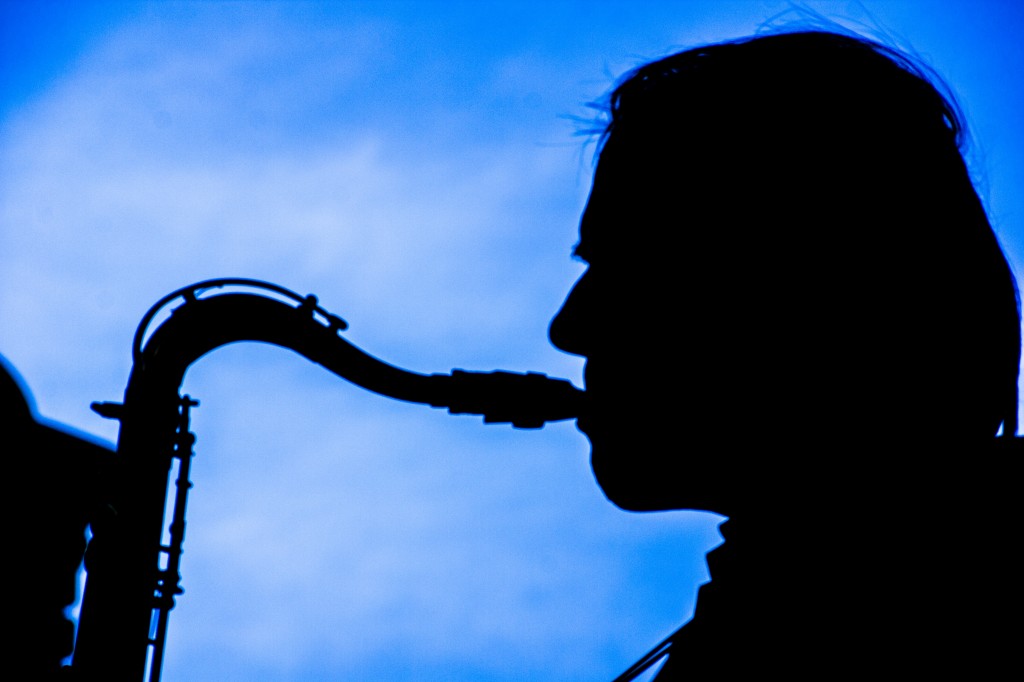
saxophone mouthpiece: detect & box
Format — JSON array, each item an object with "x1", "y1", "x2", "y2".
[{"x1": 436, "y1": 369, "x2": 585, "y2": 429}]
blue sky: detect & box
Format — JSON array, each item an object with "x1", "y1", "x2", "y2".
[{"x1": 3, "y1": 1, "x2": 1023, "y2": 680}]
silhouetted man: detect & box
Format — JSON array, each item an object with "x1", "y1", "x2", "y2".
[{"x1": 550, "y1": 31, "x2": 1021, "y2": 678}]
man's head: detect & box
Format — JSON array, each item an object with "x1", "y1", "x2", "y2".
[{"x1": 551, "y1": 31, "x2": 1020, "y2": 513}]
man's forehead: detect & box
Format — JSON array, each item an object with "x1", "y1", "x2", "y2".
[{"x1": 575, "y1": 142, "x2": 671, "y2": 263}]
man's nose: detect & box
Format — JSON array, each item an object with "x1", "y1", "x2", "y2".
[{"x1": 549, "y1": 270, "x2": 593, "y2": 357}]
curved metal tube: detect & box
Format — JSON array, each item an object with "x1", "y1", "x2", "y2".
[{"x1": 72, "y1": 279, "x2": 584, "y2": 680}]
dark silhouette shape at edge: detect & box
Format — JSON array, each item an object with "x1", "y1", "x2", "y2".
[{"x1": 4, "y1": 354, "x2": 113, "y2": 676}]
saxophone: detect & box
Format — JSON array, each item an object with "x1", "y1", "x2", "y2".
[{"x1": 70, "y1": 278, "x2": 584, "y2": 681}]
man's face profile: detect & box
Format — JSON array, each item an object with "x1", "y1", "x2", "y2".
[
  {"x1": 549, "y1": 135, "x2": 736, "y2": 512},
  {"x1": 550, "y1": 137, "x2": 646, "y2": 441}
]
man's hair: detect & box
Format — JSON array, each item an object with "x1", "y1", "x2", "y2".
[{"x1": 598, "y1": 31, "x2": 1019, "y2": 439}]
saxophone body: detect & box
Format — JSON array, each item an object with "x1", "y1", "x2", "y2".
[{"x1": 70, "y1": 279, "x2": 584, "y2": 680}]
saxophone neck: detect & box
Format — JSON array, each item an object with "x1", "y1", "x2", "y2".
[{"x1": 435, "y1": 369, "x2": 584, "y2": 428}]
